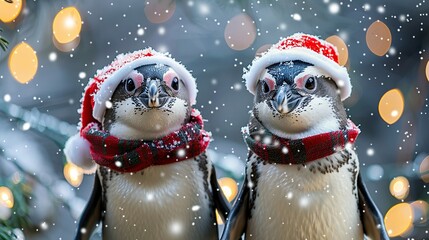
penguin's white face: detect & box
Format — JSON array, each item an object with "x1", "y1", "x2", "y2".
[
  {"x1": 253, "y1": 61, "x2": 347, "y2": 139},
  {"x1": 103, "y1": 64, "x2": 191, "y2": 140}
]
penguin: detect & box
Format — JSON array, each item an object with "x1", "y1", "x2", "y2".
[
  {"x1": 64, "y1": 49, "x2": 230, "y2": 240},
  {"x1": 221, "y1": 34, "x2": 389, "y2": 240}
]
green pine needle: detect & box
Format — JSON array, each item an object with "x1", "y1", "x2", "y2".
[
  {"x1": 0, "y1": 43, "x2": 7, "y2": 51},
  {"x1": 0, "y1": 28, "x2": 9, "y2": 51},
  {"x1": 0, "y1": 162, "x2": 31, "y2": 239},
  {"x1": 0, "y1": 227, "x2": 14, "y2": 240}
]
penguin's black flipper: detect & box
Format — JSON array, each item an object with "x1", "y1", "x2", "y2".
[
  {"x1": 358, "y1": 173, "x2": 390, "y2": 240},
  {"x1": 220, "y1": 177, "x2": 249, "y2": 240},
  {"x1": 75, "y1": 173, "x2": 102, "y2": 240},
  {"x1": 210, "y1": 164, "x2": 231, "y2": 221}
]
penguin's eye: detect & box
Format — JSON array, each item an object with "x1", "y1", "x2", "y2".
[
  {"x1": 163, "y1": 69, "x2": 180, "y2": 93},
  {"x1": 260, "y1": 78, "x2": 275, "y2": 94},
  {"x1": 304, "y1": 77, "x2": 316, "y2": 91},
  {"x1": 171, "y1": 77, "x2": 180, "y2": 91},
  {"x1": 125, "y1": 78, "x2": 136, "y2": 94},
  {"x1": 262, "y1": 81, "x2": 270, "y2": 93}
]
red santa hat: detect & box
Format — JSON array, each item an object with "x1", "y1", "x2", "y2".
[
  {"x1": 64, "y1": 48, "x2": 197, "y2": 174},
  {"x1": 244, "y1": 33, "x2": 351, "y2": 101}
]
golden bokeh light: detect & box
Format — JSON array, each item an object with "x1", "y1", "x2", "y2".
[
  {"x1": 426, "y1": 61, "x2": 429, "y2": 81},
  {"x1": 144, "y1": 0, "x2": 176, "y2": 24},
  {"x1": 224, "y1": 13, "x2": 256, "y2": 51},
  {"x1": 384, "y1": 203, "x2": 413, "y2": 237},
  {"x1": 411, "y1": 200, "x2": 428, "y2": 224},
  {"x1": 366, "y1": 20, "x2": 392, "y2": 56},
  {"x1": 419, "y1": 155, "x2": 429, "y2": 183},
  {"x1": 0, "y1": 186, "x2": 14, "y2": 209},
  {"x1": 326, "y1": 35, "x2": 349, "y2": 66},
  {"x1": 0, "y1": 0, "x2": 23, "y2": 23},
  {"x1": 53, "y1": 7, "x2": 82, "y2": 44},
  {"x1": 64, "y1": 162, "x2": 84, "y2": 187},
  {"x1": 8, "y1": 42, "x2": 38, "y2": 84},
  {"x1": 389, "y1": 176, "x2": 410, "y2": 200},
  {"x1": 216, "y1": 210, "x2": 224, "y2": 225},
  {"x1": 215, "y1": 177, "x2": 239, "y2": 225},
  {"x1": 53, "y1": 35, "x2": 80, "y2": 52},
  {"x1": 378, "y1": 88, "x2": 404, "y2": 125},
  {"x1": 218, "y1": 177, "x2": 238, "y2": 202}
]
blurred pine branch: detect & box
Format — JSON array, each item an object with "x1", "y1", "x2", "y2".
[
  {"x1": 0, "y1": 174, "x2": 30, "y2": 240},
  {"x1": 0, "y1": 0, "x2": 13, "y2": 52},
  {"x1": 0, "y1": 226, "x2": 15, "y2": 240},
  {"x1": 0, "y1": 29, "x2": 9, "y2": 52}
]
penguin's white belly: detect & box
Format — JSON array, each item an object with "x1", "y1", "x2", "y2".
[
  {"x1": 246, "y1": 153, "x2": 364, "y2": 240},
  {"x1": 101, "y1": 159, "x2": 217, "y2": 240}
]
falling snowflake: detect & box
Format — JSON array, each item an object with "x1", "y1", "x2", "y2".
[
  {"x1": 329, "y1": 3, "x2": 340, "y2": 14},
  {"x1": 49, "y1": 52, "x2": 57, "y2": 62},
  {"x1": 291, "y1": 13, "x2": 302, "y2": 21},
  {"x1": 191, "y1": 205, "x2": 200, "y2": 211},
  {"x1": 177, "y1": 149, "x2": 186, "y2": 158},
  {"x1": 170, "y1": 221, "x2": 183, "y2": 235}
]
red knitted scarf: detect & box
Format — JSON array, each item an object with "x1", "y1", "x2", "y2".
[
  {"x1": 82, "y1": 110, "x2": 210, "y2": 173},
  {"x1": 243, "y1": 118, "x2": 360, "y2": 164}
]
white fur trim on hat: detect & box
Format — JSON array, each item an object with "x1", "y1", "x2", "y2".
[
  {"x1": 93, "y1": 52, "x2": 197, "y2": 123},
  {"x1": 64, "y1": 133, "x2": 97, "y2": 174},
  {"x1": 243, "y1": 47, "x2": 351, "y2": 101}
]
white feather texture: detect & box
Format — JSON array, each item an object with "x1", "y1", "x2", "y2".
[
  {"x1": 246, "y1": 151, "x2": 363, "y2": 240},
  {"x1": 64, "y1": 133, "x2": 97, "y2": 174},
  {"x1": 101, "y1": 158, "x2": 217, "y2": 240},
  {"x1": 108, "y1": 98, "x2": 188, "y2": 140},
  {"x1": 255, "y1": 96, "x2": 340, "y2": 140}
]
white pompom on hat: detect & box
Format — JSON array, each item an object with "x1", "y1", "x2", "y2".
[
  {"x1": 64, "y1": 48, "x2": 197, "y2": 174},
  {"x1": 243, "y1": 33, "x2": 351, "y2": 101}
]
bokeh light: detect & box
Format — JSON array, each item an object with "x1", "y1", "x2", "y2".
[
  {"x1": 384, "y1": 203, "x2": 414, "y2": 237},
  {"x1": 215, "y1": 210, "x2": 223, "y2": 225},
  {"x1": 411, "y1": 200, "x2": 428, "y2": 225},
  {"x1": 53, "y1": 7, "x2": 82, "y2": 44},
  {"x1": 224, "y1": 13, "x2": 256, "y2": 51},
  {"x1": 378, "y1": 88, "x2": 404, "y2": 125},
  {"x1": 63, "y1": 163, "x2": 84, "y2": 188},
  {"x1": 426, "y1": 61, "x2": 429, "y2": 81},
  {"x1": 419, "y1": 155, "x2": 429, "y2": 183},
  {"x1": 366, "y1": 20, "x2": 392, "y2": 56},
  {"x1": 0, "y1": 204, "x2": 11, "y2": 221},
  {"x1": 0, "y1": 0, "x2": 23, "y2": 23},
  {"x1": 144, "y1": 0, "x2": 176, "y2": 24},
  {"x1": 0, "y1": 186, "x2": 14, "y2": 209},
  {"x1": 366, "y1": 164, "x2": 384, "y2": 181},
  {"x1": 218, "y1": 177, "x2": 238, "y2": 202},
  {"x1": 216, "y1": 177, "x2": 238, "y2": 225},
  {"x1": 53, "y1": 35, "x2": 80, "y2": 52},
  {"x1": 255, "y1": 44, "x2": 272, "y2": 57},
  {"x1": 8, "y1": 42, "x2": 38, "y2": 84},
  {"x1": 326, "y1": 35, "x2": 348, "y2": 66},
  {"x1": 389, "y1": 176, "x2": 410, "y2": 200}
]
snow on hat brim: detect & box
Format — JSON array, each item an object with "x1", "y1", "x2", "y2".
[
  {"x1": 243, "y1": 47, "x2": 351, "y2": 101},
  {"x1": 93, "y1": 53, "x2": 197, "y2": 123}
]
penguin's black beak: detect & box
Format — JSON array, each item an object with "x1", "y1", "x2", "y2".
[
  {"x1": 140, "y1": 79, "x2": 169, "y2": 108},
  {"x1": 148, "y1": 80, "x2": 159, "y2": 107},
  {"x1": 271, "y1": 84, "x2": 302, "y2": 114}
]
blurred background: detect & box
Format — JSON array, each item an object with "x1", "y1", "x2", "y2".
[{"x1": 0, "y1": 0, "x2": 428, "y2": 239}]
